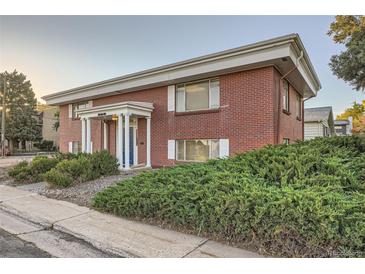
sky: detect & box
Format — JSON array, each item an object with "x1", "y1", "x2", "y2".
[{"x1": 0, "y1": 15, "x2": 364, "y2": 116}]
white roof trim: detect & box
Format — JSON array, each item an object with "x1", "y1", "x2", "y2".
[
  {"x1": 76, "y1": 101, "x2": 154, "y2": 119},
  {"x1": 43, "y1": 34, "x2": 321, "y2": 105}
]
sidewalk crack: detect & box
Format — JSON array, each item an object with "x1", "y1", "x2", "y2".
[
  {"x1": 181, "y1": 239, "x2": 209, "y2": 258},
  {"x1": 52, "y1": 211, "x2": 91, "y2": 226},
  {"x1": 15, "y1": 227, "x2": 48, "y2": 236}
]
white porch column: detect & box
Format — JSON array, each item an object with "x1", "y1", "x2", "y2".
[
  {"x1": 146, "y1": 117, "x2": 151, "y2": 167},
  {"x1": 81, "y1": 118, "x2": 86, "y2": 152},
  {"x1": 86, "y1": 118, "x2": 91, "y2": 153},
  {"x1": 124, "y1": 113, "x2": 130, "y2": 170},
  {"x1": 103, "y1": 121, "x2": 108, "y2": 150},
  {"x1": 117, "y1": 114, "x2": 124, "y2": 168}
]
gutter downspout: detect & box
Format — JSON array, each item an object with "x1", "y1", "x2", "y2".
[{"x1": 276, "y1": 51, "x2": 304, "y2": 144}]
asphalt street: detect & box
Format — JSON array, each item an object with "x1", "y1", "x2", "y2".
[{"x1": 0, "y1": 228, "x2": 52, "y2": 258}]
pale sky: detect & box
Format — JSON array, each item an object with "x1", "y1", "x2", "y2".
[{"x1": 0, "y1": 16, "x2": 363, "y2": 116}]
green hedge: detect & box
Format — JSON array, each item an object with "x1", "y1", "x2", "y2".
[
  {"x1": 9, "y1": 150, "x2": 119, "y2": 186},
  {"x1": 92, "y1": 136, "x2": 365, "y2": 257},
  {"x1": 8, "y1": 156, "x2": 59, "y2": 183},
  {"x1": 8, "y1": 161, "x2": 32, "y2": 183},
  {"x1": 44, "y1": 150, "x2": 119, "y2": 188}
]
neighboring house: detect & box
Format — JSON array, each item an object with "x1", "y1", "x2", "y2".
[
  {"x1": 40, "y1": 106, "x2": 60, "y2": 147},
  {"x1": 42, "y1": 34, "x2": 321, "y2": 170},
  {"x1": 304, "y1": 106, "x2": 335, "y2": 140},
  {"x1": 334, "y1": 117, "x2": 353, "y2": 136},
  {"x1": 19, "y1": 106, "x2": 60, "y2": 152}
]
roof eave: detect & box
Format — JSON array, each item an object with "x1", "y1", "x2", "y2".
[{"x1": 42, "y1": 33, "x2": 321, "y2": 104}]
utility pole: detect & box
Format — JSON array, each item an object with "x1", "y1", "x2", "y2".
[{"x1": 1, "y1": 76, "x2": 6, "y2": 157}]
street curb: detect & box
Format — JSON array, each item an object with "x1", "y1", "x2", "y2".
[
  {"x1": 53, "y1": 220, "x2": 137, "y2": 258},
  {"x1": 0, "y1": 187, "x2": 264, "y2": 258}
]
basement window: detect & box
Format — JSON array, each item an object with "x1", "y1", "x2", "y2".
[
  {"x1": 176, "y1": 139, "x2": 219, "y2": 162},
  {"x1": 72, "y1": 141, "x2": 81, "y2": 154}
]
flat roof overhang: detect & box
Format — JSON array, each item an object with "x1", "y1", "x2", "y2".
[
  {"x1": 76, "y1": 101, "x2": 154, "y2": 119},
  {"x1": 42, "y1": 34, "x2": 321, "y2": 105}
]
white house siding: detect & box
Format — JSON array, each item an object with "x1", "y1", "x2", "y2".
[{"x1": 304, "y1": 122, "x2": 324, "y2": 140}]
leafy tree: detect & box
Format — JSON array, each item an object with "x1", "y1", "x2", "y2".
[
  {"x1": 328, "y1": 16, "x2": 365, "y2": 91},
  {"x1": 53, "y1": 110, "x2": 60, "y2": 131},
  {"x1": 328, "y1": 15, "x2": 365, "y2": 43},
  {"x1": 0, "y1": 70, "x2": 42, "y2": 148},
  {"x1": 336, "y1": 100, "x2": 365, "y2": 134}
]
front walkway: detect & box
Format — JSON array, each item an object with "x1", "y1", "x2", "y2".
[{"x1": 0, "y1": 185, "x2": 262, "y2": 258}]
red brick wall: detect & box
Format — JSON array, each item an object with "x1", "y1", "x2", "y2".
[
  {"x1": 59, "y1": 66, "x2": 303, "y2": 167},
  {"x1": 273, "y1": 69, "x2": 303, "y2": 144},
  {"x1": 137, "y1": 118, "x2": 147, "y2": 164},
  {"x1": 58, "y1": 106, "x2": 103, "y2": 153}
]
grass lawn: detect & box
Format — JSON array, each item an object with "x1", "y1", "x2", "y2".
[{"x1": 93, "y1": 136, "x2": 365, "y2": 257}]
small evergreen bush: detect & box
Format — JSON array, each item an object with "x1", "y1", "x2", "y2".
[
  {"x1": 30, "y1": 156, "x2": 59, "y2": 182},
  {"x1": 89, "y1": 150, "x2": 119, "y2": 176},
  {"x1": 43, "y1": 168, "x2": 73, "y2": 188},
  {"x1": 9, "y1": 151, "x2": 119, "y2": 185},
  {"x1": 8, "y1": 161, "x2": 32, "y2": 183},
  {"x1": 43, "y1": 151, "x2": 119, "y2": 188},
  {"x1": 8, "y1": 156, "x2": 59, "y2": 183}
]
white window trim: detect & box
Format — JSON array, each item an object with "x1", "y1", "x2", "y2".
[
  {"x1": 167, "y1": 85, "x2": 175, "y2": 112},
  {"x1": 70, "y1": 141, "x2": 82, "y2": 154},
  {"x1": 168, "y1": 140, "x2": 175, "y2": 160},
  {"x1": 175, "y1": 139, "x2": 220, "y2": 162},
  {"x1": 283, "y1": 80, "x2": 289, "y2": 112},
  {"x1": 68, "y1": 104, "x2": 73, "y2": 119},
  {"x1": 219, "y1": 139, "x2": 229, "y2": 158},
  {"x1": 175, "y1": 78, "x2": 220, "y2": 113},
  {"x1": 71, "y1": 100, "x2": 93, "y2": 118}
]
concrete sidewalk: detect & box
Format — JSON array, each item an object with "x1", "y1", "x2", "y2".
[{"x1": 0, "y1": 185, "x2": 262, "y2": 258}]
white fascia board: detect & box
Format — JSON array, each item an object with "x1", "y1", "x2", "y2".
[
  {"x1": 44, "y1": 44, "x2": 290, "y2": 105},
  {"x1": 76, "y1": 103, "x2": 153, "y2": 119},
  {"x1": 167, "y1": 44, "x2": 289, "y2": 80},
  {"x1": 43, "y1": 35, "x2": 321, "y2": 105}
]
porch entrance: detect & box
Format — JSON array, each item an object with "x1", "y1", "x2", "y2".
[{"x1": 76, "y1": 101, "x2": 153, "y2": 171}]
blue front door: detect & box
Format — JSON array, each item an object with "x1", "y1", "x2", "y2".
[{"x1": 122, "y1": 127, "x2": 134, "y2": 166}]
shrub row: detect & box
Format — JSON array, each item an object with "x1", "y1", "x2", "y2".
[
  {"x1": 8, "y1": 156, "x2": 59, "y2": 184},
  {"x1": 8, "y1": 150, "x2": 119, "y2": 187},
  {"x1": 44, "y1": 150, "x2": 119, "y2": 187},
  {"x1": 93, "y1": 136, "x2": 365, "y2": 257}
]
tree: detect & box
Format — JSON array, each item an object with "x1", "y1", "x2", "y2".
[
  {"x1": 0, "y1": 70, "x2": 42, "y2": 149},
  {"x1": 53, "y1": 110, "x2": 60, "y2": 131},
  {"x1": 336, "y1": 100, "x2": 365, "y2": 134},
  {"x1": 328, "y1": 16, "x2": 365, "y2": 91}
]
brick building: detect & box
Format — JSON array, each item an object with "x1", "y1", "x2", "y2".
[{"x1": 42, "y1": 34, "x2": 321, "y2": 169}]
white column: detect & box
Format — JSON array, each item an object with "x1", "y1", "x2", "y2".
[
  {"x1": 117, "y1": 114, "x2": 124, "y2": 169},
  {"x1": 81, "y1": 118, "x2": 86, "y2": 152},
  {"x1": 103, "y1": 121, "x2": 108, "y2": 150},
  {"x1": 124, "y1": 113, "x2": 130, "y2": 170},
  {"x1": 86, "y1": 118, "x2": 91, "y2": 153},
  {"x1": 146, "y1": 117, "x2": 151, "y2": 167}
]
